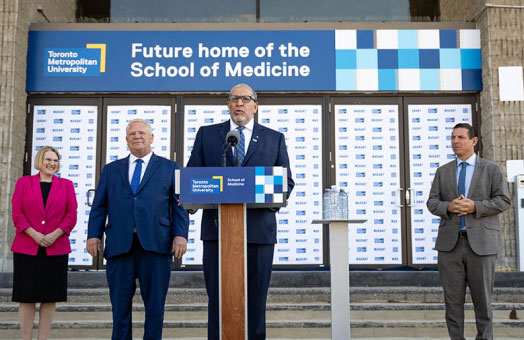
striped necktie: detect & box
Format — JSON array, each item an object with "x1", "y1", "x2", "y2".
[
  {"x1": 131, "y1": 159, "x2": 143, "y2": 194},
  {"x1": 458, "y1": 162, "x2": 467, "y2": 230},
  {"x1": 237, "y1": 126, "x2": 246, "y2": 165}
]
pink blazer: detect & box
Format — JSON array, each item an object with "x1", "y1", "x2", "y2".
[{"x1": 11, "y1": 174, "x2": 78, "y2": 256}]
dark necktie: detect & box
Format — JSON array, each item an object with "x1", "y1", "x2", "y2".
[
  {"x1": 458, "y1": 162, "x2": 467, "y2": 230},
  {"x1": 237, "y1": 126, "x2": 246, "y2": 165},
  {"x1": 131, "y1": 159, "x2": 143, "y2": 194}
]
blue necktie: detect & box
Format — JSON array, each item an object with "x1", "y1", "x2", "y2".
[
  {"x1": 458, "y1": 162, "x2": 467, "y2": 230},
  {"x1": 237, "y1": 126, "x2": 246, "y2": 165},
  {"x1": 131, "y1": 159, "x2": 143, "y2": 194}
]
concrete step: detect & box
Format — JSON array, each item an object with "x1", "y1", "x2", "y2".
[
  {"x1": 2, "y1": 287, "x2": 523, "y2": 304},
  {"x1": 0, "y1": 302, "x2": 522, "y2": 339},
  {"x1": 1, "y1": 339, "x2": 521, "y2": 340},
  {"x1": 2, "y1": 270, "x2": 524, "y2": 290},
  {"x1": 0, "y1": 301, "x2": 522, "y2": 316},
  {"x1": 0, "y1": 306, "x2": 521, "y2": 322},
  {"x1": 1, "y1": 339, "x2": 522, "y2": 340},
  {"x1": 0, "y1": 319, "x2": 523, "y2": 339},
  {"x1": 1, "y1": 283, "x2": 522, "y2": 339}
]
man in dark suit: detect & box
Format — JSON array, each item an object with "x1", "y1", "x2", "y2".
[
  {"x1": 86, "y1": 118, "x2": 189, "y2": 340},
  {"x1": 187, "y1": 83, "x2": 294, "y2": 340},
  {"x1": 427, "y1": 123, "x2": 510, "y2": 340}
]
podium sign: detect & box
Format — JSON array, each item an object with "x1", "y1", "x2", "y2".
[
  {"x1": 177, "y1": 166, "x2": 288, "y2": 339},
  {"x1": 177, "y1": 166, "x2": 288, "y2": 208}
]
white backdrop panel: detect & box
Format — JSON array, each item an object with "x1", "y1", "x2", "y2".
[
  {"x1": 334, "y1": 105, "x2": 402, "y2": 265},
  {"x1": 31, "y1": 105, "x2": 98, "y2": 266},
  {"x1": 408, "y1": 104, "x2": 472, "y2": 264},
  {"x1": 182, "y1": 105, "x2": 230, "y2": 265},
  {"x1": 258, "y1": 105, "x2": 323, "y2": 265},
  {"x1": 105, "y1": 105, "x2": 171, "y2": 164}
]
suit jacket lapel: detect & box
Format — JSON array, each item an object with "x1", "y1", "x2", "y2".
[
  {"x1": 136, "y1": 153, "x2": 160, "y2": 193},
  {"x1": 31, "y1": 174, "x2": 45, "y2": 216},
  {"x1": 451, "y1": 159, "x2": 459, "y2": 196},
  {"x1": 118, "y1": 156, "x2": 133, "y2": 193},
  {"x1": 218, "y1": 121, "x2": 236, "y2": 166},
  {"x1": 468, "y1": 157, "x2": 483, "y2": 197},
  {"x1": 242, "y1": 122, "x2": 263, "y2": 165}
]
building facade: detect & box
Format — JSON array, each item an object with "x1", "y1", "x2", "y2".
[{"x1": 1, "y1": 0, "x2": 523, "y2": 271}]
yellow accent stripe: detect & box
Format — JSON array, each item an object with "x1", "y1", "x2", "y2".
[
  {"x1": 86, "y1": 44, "x2": 106, "y2": 73},
  {"x1": 212, "y1": 176, "x2": 223, "y2": 191}
]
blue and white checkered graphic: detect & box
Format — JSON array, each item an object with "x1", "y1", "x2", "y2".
[
  {"x1": 255, "y1": 167, "x2": 284, "y2": 204},
  {"x1": 335, "y1": 29, "x2": 482, "y2": 91}
]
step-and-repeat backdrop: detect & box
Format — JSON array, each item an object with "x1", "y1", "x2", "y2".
[
  {"x1": 183, "y1": 104, "x2": 323, "y2": 265},
  {"x1": 407, "y1": 104, "x2": 472, "y2": 264},
  {"x1": 31, "y1": 106, "x2": 98, "y2": 265},
  {"x1": 334, "y1": 105, "x2": 402, "y2": 264},
  {"x1": 30, "y1": 102, "x2": 472, "y2": 266}
]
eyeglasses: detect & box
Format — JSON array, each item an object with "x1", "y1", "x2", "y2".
[
  {"x1": 43, "y1": 158, "x2": 59, "y2": 163},
  {"x1": 228, "y1": 95, "x2": 256, "y2": 103}
]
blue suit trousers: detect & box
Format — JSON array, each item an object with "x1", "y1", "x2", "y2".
[{"x1": 106, "y1": 235, "x2": 172, "y2": 340}]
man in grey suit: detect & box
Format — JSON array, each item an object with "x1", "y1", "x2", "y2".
[{"x1": 427, "y1": 123, "x2": 510, "y2": 340}]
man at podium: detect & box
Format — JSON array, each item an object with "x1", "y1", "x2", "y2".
[{"x1": 187, "y1": 83, "x2": 294, "y2": 340}]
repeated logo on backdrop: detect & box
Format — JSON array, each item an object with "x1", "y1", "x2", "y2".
[
  {"x1": 258, "y1": 105, "x2": 324, "y2": 265},
  {"x1": 335, "y1": 105, "x2": 402, "y2": 264},
  {"x1": 182, "y1": 104, "x2": 323, "y2": 265},
  {"x1": 408, "y1": 104, "x2": 472, "y2": 264},
  {"x1": 105, "y1": 106, "x2": 171, "y2": 164},
  {"x1": 32, "y1": 106, "x2": 98, "y2": 265},
  {"x1": 183, "y1": 105, "x2": 231, "y2": 265}
]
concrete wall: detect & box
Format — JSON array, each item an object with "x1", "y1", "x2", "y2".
[
  {"x1": 0, "y1": 0, "x2": 75, "y2": 272},
  {"x1": 439, "y1": 0, "x2": 485, "y2": 21},
  {"x1": 478, "y1": 3, "x2": 524, "y2": 269}
]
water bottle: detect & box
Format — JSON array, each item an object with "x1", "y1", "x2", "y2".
[
  {"x1": 322, "y1": 188, "x2": 331, "y2": 220},
  {"x1": 338, "y1": 189, "x2": 348, "y2": 220},
  {"x1": 330, "y1": 185, "x2": 338, "y2": 219}
]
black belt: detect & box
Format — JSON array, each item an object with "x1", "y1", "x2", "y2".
[{"x1": 458, "y1": 230, "x2": 467, "y2": 238}]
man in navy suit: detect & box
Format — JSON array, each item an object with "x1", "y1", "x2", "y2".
[
  {"x1": 86, "y1": 119, "x2": 189, "y2": 340},
  {"x1": 187, "y1": 83, "x2": 294, "y2": 340}
]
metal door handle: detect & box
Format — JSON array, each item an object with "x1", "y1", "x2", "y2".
[
  {"x1": 87, "y1": 189, "x2": 96, "y2": 207},
  {"x1": 406, "y1": 188, "x2": 416, "y2": 207},
  {"x1": 395, "y1": 188, "x2": 404, "y2": 207}
]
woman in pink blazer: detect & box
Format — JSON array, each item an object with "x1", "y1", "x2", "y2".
[{"x1": 11, "y1": 146, "x2": 77, "y2": 340}]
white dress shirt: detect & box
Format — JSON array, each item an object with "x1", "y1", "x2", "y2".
[
  {"x1": 456, "y1": 153, "x2": 477, "y2": 197},
  {"x1": 230, "y1": 118, "x2": 254, "y2": 155},
  {"x1": 128, "y1": 151, "x2": 153, "y2": 185}
]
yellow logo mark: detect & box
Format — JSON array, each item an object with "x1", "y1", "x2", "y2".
[
  {"x1": 86, "y1": 44, "x2": 106, "y2": 73},
  {"x1": 212, "y1": 176, "x2": 223, "y2": 191}
]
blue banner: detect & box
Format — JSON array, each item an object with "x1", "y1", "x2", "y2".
[
  {"x1": 27, "y1": 30, "x2": 335, "y2": 92},
  {"x1": 180, "y1": 167, "x2": 286, "y2": 204}
]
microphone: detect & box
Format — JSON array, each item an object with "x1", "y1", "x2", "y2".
[
  {"x1": 221, "y1": 130, "x2": 241, "y2": 167},
  {"x1": 226, "y1": 130, "x2": 240, "y2": 146}
]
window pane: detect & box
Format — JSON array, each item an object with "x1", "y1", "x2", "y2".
[
  {"x1": 261, "y1": 0, "x2": 438, "y2": 22},
  {"x1": 111, "y1": 0, "x2": 256, "y2": 23}
]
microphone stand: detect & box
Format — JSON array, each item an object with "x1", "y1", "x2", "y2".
[
  {"x1": 221, "y1": 144, "x2": 230, "y2": 167},
  {"x1": 235, "y1": 146, "x2": 241, "y2": 167}
]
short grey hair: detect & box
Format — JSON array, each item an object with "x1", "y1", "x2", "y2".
[
  {"x1": 126, "y1": 118, "x2": 153, "y2": 135},
  {"x1": 230, "y1": 83, "x2": 257, "y2": 101}
]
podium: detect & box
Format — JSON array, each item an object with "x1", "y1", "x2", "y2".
[
  {"x1": 176, "y1": 166, "x2": 289, "y2": 340},
  {"x1": 312, "y1": 219, "x2": 366, "y2": 340}
]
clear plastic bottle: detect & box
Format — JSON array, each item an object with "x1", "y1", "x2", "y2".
[
  {"x1": 322, "y1": 188, "x2": 331, "y2": 220},
  {"x1": 330, "y1": 185, "x2": 338, "y2": 219},
  {"x1": 338, "y1": 189, "x2": 348, "y2": 220}
]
